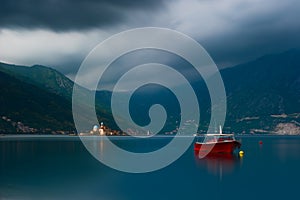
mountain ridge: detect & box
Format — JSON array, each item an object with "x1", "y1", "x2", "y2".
[
  {"x1": 0, "y1": 62, "x2": 115, "y2": 133},
  {"x1": 0, "y1": 49, "x2": 299, "y2": 134},
  {"x1": 0, "y1": 70, "x2": 74, "y2": 133}
]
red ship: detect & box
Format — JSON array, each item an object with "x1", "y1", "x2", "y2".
[{"x1": 194, "y1": 126, "x2": 241, "y2": 157}]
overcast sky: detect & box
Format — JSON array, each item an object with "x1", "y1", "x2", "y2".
[{"x1": 0, "y1": 0, "x2": 299, "y2": 79}]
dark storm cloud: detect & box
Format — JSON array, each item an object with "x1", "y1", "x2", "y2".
[
  {"x1": 1, "y1": 0, "x2": 299, "y2": 77},
  {"x1": 195, "y1": 0, "x2": 300, "y2": 68},
  {"x1": 203, "y1": 25, "x2": 300, "y2": 68},
  {"x1": 0, "y1": 0, "x2": 166, "y2": 31}
]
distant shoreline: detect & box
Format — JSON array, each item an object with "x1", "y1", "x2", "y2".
[{"x1": 1, "y1": 133, "x2": 300, "y2": 140}]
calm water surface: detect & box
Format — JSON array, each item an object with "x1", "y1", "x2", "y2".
[{"x1": 0, "y1": 135, "x2": 300, "y2": 200}]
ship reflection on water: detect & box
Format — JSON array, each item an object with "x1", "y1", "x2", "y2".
[{"x1": 194, "y1": 153, "x2": 242, "y2": 179}]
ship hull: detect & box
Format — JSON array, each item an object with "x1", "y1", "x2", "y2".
[{"x1": 194, "y1": 141, "x2": 241, "y2": 155}]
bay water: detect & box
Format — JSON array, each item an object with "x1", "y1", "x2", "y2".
[{"x1": 0, "y1": 135, "x2": 299, "y2": 200}]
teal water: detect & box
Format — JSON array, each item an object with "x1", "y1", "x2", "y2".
[{"x1": 0, "y1": 136, "x2": 300, "y2": 200}]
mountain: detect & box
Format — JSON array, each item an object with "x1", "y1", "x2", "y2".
[
  {"x1": 223, "y1": 49, "x2": 300, "y2": 115},
  {"x1": 221, "y1": 49, "x2": 300, "y2": 133},
  {"x1": 105, "y1": 49, "x2": 300, "y2": 134},
  {"x1": 114, "y1": 49, "x2": 300, "y2": 134},
  {"x1": 0, "y1": 70, "x2": 74, "y2": 133},
  {"x1": 0, "y1": 49, "x2": 299, "y2": 134},
  {"x1": 0, "y1": 62, "x2": 115, "y2": 134},
  {"x1": 0, "y1": 63, "x2": 73, "y2": 100},
  {"x1": 0, "y1": 62, "x2": 110, "y2": 110}
]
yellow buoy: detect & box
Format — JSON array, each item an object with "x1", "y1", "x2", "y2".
[{"x1": 239, "y1": 150, "x2": 244, "y2": 157}]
